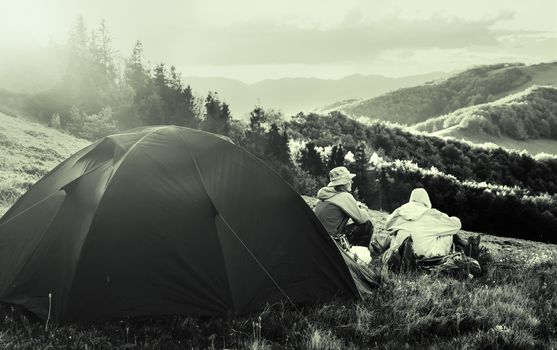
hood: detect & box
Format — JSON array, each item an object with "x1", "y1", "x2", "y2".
[
  {"x1": 394, "y1": 188, "x2": 432, "y2": 220},
  {"x1": 317, "y1": 186, "x2": 340, "y2": 200},
  {"x1": 409, "y1": 188, "x2": 431, "y2": 209},
  {"x1": 397, "y1": 202, "x2": 429, "y2": 221}
]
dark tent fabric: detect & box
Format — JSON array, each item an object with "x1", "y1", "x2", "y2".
[{"x1": 0, "y1": 126, "x2": 378, "y2": 323}]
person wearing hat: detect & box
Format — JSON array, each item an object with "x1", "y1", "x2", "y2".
[{"x1": 313, "y1": 166, "x2": 374, "y2": 247}]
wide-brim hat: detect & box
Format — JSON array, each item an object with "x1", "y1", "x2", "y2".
[{"x1": 327, "y1": 166, "x2": 356, "y2": 187}]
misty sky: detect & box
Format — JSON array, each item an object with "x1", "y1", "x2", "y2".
[{"x1": 1, "y1": 0, "x2": 556, "y2": 83}]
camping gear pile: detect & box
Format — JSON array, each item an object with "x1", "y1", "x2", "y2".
[
  {"x1": 378, "y1": 234, "x2": 483, "y2": 278},
  {"x1": 336, "y1": 221, "x2": 483, "y2": 279}
]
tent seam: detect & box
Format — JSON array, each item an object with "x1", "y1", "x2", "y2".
[
  {"x1": 0, "y1": 142, "x2": 99, "y2": 225},
  {"x1": 200, "y1": 132, "x2": 362, "y2": 298},
  {"x1": 178, "y1": 130, "x2": 303, "y2": 312},
  {"x1": 62, "y1": 127, "x2": 168, "y2": 320},
  {"x1": 216, "y1": 139, "x2": 364, "y2": 297},
  {"x1": 176, "y1": 129, "x2": 237, "y2": 313}
]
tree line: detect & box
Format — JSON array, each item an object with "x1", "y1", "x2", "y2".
[{"x1": 287, "y1": 112, "x2": 557, "y2": 196}]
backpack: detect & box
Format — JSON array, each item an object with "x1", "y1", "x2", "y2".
[{"x1": 383, "y1": 235, "x2": 482, "y2": 278}]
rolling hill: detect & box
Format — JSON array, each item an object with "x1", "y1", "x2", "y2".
[
  {"x1": 434, "y1": 129, "x2": 557, "y2": 156},
  {"x1": 183, "y1": 72, "x2": 445, "y2": 118},
  {"x1": 412, "y1": 85, "x2": 557, "y2": 155},
  {"x1": 331, "y1": 61, "x2": 557, "y2": 125}
]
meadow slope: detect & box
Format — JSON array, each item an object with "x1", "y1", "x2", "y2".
[
  {"x1": 0, "y1": 114, "x2": 556, "y2": 349},
  {"x1": 411, "y1": 85, "x2": 557, "y2": 155},
  {"x1": 0, "y1": 112, "x2": 90, "y2": 215},
  {"x1": 431, "y1": 127, "x2": 557, "y2": 156}
]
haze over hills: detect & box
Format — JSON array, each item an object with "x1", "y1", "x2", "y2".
[
  {"x1": 183, "y1": 72, "x2": 446, "y2": 118},
  {"x1": 330, "y1": 62, "x2": 557, "y2": 126}
]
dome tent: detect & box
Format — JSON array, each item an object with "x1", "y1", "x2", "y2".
[{"x1": 0, "y1": 126, "x2": 378, "y2": 323}]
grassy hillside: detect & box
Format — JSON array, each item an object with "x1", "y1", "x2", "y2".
[
  {"x1": 413, "y1": 86, "x2": 557, "y2": 142},
  {"x1": 0, "y1": 111, "x2": 89, "y2": 216},
  {"x1": 0, "y1": 112, "x2": 556, "y2": 349},
  {"x1": 334, "y1": 62, "x2": 557, "y2": 125},
  {"x1": 433, "y1": 127, "x2": 557, "y2": 156}
]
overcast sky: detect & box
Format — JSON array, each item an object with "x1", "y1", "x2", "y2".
[{"x1": 1, "y1": 0, "x2": 556, "y2": 82}]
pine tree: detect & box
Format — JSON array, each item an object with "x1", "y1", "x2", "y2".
[
  {"x1": 178, "y1": 85, "x2": 199, "y2": 128},
  {"x1": 151, "y1": 63, "x2": 170, "y2": 124},
  {"x1": 68, "y1": 16, "x2": 88, "y2": 52},
  {"x1": 161, "y1": 65, "x2": 198, "y2": 127},
  {"x1": 327, "y1": 144, "x2": 346, "y2": 168},
  {"x1": 97, "y1": 19, "x2": 116, "y2": 80},
  {"x1": 264, "y1": 123, "x2": 291, "y2": 165},
  {"x1": 246, "y1": 106, "x2": 267, "y2": 156},
  {"x1": 299, "y1": 142, "x2": 325, "y2": 177},
  {"x1": 153, "y1": 63, "x2": 168, "y2": 94},
  {"x1": 125, "y1": 41, "x2": 149, "y2": 90},
  {"x1": 249, "y1": 106, "x2": 266, "y2": 134},
  {"x1": 62, "y1": 17, "x2": 120, "y2": 116},
  {"x1": 203, "y1": 92, "x2": 220, "y2": 132},
  {"x1": 348, "y1": 144, "x2": 371, "y2": 202},
  {"x1": 219, "y1": 102, "x2": 232, "y2": 135},
  {"x1": 202, "y1": 92, "x2": 230, "y2": 135},
  {"x1": 123, "y1": 40, "x2": 152, "y2": 127},
  {"x1": 65, "y1": 16, "x2": 91, "y2": 107}
]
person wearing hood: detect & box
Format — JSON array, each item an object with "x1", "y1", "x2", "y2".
[
  {"x1": 385, "y1": 188, "x2": 462, "y2": 258},
  {"x1": 314, "y1": 166, "x2": 374, "y2": 246}
]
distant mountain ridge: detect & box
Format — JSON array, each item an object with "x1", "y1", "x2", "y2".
[
  {"x1": 183, "y1": 72, "x2": 446, "y2": 118},
  {"x1": 332, "y1": 62, "x2": 557, "y2": 125}
]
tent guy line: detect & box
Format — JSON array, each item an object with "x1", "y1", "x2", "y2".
[{"x1": 184, "y1": 132, "x2": 299, "y2": 312}]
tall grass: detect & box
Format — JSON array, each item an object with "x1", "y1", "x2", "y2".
[{"x1": 0, "y1": 245, "x2": 555, "y2": 349}]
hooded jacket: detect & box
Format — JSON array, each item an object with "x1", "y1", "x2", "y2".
[
  {"x1": 313, "y1": 187, "x2": 370, "y2": 236},
  {"x1": 385, "y1": 188, "x2": 461, "y2": 258}
]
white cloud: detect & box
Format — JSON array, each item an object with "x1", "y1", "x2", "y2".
[
  {"x1": 0, "y1": 0, "x2": 555, "y2": 82},
  {"x1": 173, "y1": 15, "x2": 515, "y2": 65}
]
